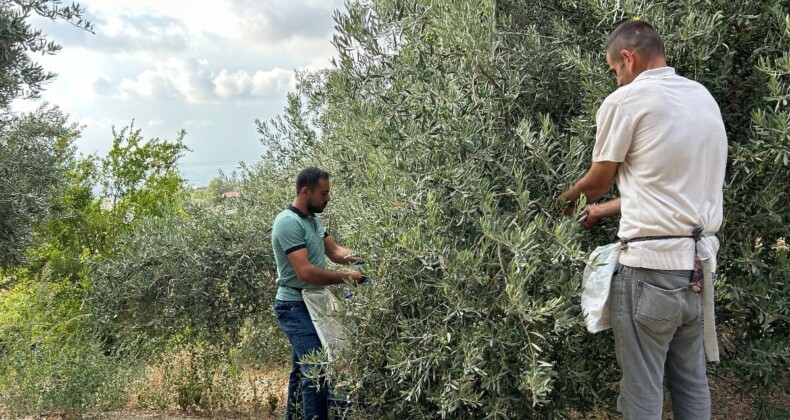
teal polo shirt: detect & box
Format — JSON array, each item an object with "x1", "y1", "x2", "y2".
[{"x1": 271, "y1": 205, "x2": 329, "y2": 301}]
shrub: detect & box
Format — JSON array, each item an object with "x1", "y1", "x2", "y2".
[
  {"x1": 0, "y1": 280, "x2": 136, "y2": 416},
  {"x1": 89, "y1": 202, "x2": 286, "y2": 358}
]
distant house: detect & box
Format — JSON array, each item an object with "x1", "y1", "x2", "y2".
[{"x1": 222, "y1": 191, "x2": 240, "y2": 199}]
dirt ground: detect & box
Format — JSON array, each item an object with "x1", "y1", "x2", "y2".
[{"x1": 21, "y1": 371, "x2": 790, "y2": 419}]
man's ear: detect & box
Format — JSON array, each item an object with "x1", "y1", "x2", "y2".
[{"x1": 620, "y1": 49, "x2": 635, "y2": 71}]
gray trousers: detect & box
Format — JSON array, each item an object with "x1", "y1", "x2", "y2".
[{"x1": 610, "y1": 265, "x2": 711, "y2": 420}]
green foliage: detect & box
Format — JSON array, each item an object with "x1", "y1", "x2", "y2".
[
  {"x1": 0, "y1": 279, "x2": 136, "y2": 415},
  {"x1": 0, "y1": 124, "x2": 195, "y2": 415},
  {"x1": 100, "y1": 124, "x2": 190, "y2": 225},
  {"x1": 89, "y1": 201, "x2": 285, "y2": 356},
  {"x1": 16, "y1": 124, "x2": 190, "y2": 287},
  {"x1": 0, "y1": 0, "x2": 92, "y2": 107},
  {"x1": 192, "y1": 174, "x2": 240, "y2": 205},
  {"x1": 0, "y1": 106, "x2": 77, "y2": 271},
  {"x1": 304, "y1": 1, "x2": 612, "y2": 416},
  {"x1": 0, "y1": 0, "x2": 90, "y2": 271},
  {"x1": 1, "y1": 0, "x2": 787, "y2": 417}
]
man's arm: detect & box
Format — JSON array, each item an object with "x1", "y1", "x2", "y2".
[
  {"x1": 286, "y1": 248, "x2": 365, "y2": 285},
  {"x1": 579, "y1": 197, "x2": 621, "y2": 228},
  {"x1": 324, "y1": 235, "x2": 364, "y2": 265},
  {"x1": 560, "y1": 161, "x2": 620, "y2": 215}
]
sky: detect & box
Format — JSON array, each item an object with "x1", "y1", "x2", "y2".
[{"x1": 15, "y1": 0, "x2": 344, "y2": 186}]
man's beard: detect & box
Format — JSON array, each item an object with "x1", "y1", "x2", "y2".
[{"x1": 307, "y1": 202, "x2": 326, "y2": 214}]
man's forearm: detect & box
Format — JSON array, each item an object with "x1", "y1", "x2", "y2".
[
  {"x1": 297, "y1": 264, "x2": 356, "y2": 285},
  {"x1": 590, "y1": 197, "x2": 621, "y2": 218},
  {"x1": 563, "y1": 176, "x2": 609, "y2": 208},
  {"x1": 561, "y1": 161, "x2": 620, "y2": 213},
  {"x1": 327, "y1": 245, "x2": 364, "y2": 265},
  {"x1": 580, "y1": 197, "x2": 622, "y2": 228}
]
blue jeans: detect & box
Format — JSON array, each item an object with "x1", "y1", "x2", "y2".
[
  {"x1": 275, "y1": 299, "x2": 329, "y2": 420},
  {"x1": 610, "y1": 265, "x2": 711, "y2": 420}
]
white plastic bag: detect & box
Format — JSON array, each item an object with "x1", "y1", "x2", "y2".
[
  {"x1": 581, "y1": 243, "x2": 621, "y2": 333},
  {"x1": 301, "y1": 288, "x2": 347, "y2": 362}
]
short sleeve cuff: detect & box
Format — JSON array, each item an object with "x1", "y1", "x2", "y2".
[
  {"x1": 285, "y1": 244, "x2": 306, "y2": 254},
  {"x1": 592, "y1": 154, "x2": 625, "y2": 163}
]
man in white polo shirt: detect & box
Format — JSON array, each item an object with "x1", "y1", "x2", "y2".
[{"x1": 561, "y1": 20, "x2": 727, "y2": 419}]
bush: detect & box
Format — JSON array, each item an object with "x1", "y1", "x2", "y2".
[
  {"x1": 89, "y1": 202, "x2": 286, "y2": 358},
  {"x1": 0, "y1": 280, "x2": 136, "y2": 416}
]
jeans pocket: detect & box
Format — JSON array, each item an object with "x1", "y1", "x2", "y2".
[{"x1": 634, "y1": 280, "x2": 686, "y2": 335}]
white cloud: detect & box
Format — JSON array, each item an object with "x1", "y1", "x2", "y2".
[
  {"x1": 18, "y1": 0, "x2": 347, "y2": 185},
  {"x1": 38, "y1": 0, "x2": 340, "y2": 106},
  {"x1": 228, "y1": 0, "x2": 343, "y2": 44},
  {"x1": 167, "y1": 58, "x2": 215, "y2": 103},
  {"x1": 118, "y1": 69, "x2": 178, "y2": 100},
  {"x1": 85, "y1": 0, "x2": 242, "y2": 40},
  {"x1": 92, "y1": 75, "x2": 114, "y2": 95},
  {"x1": 213, "y1": 70, "x2": 253, "y2": 99},
  {"x1": 102, "y1": 13, "x2": 189, "y2": 54},
  {"x1": 212, "y1": 68, "x2": 295, "y2": 100},
  {"x1": 119, "y1": 62, "x2": 296, "y2": 103},
  {"x1": 116, "y1": 58, "x2": 214, "y2": 103},
  {"x1": 251, "y1": 68, "x2": 295, "y2": 98}
]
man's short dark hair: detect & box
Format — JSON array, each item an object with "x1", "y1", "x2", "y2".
[
  {"x1": 296, "y1": 167, "x2": 330, "y2": 194},
  {"x1": 606, "y1": 20, "x2": 665, "y2": 62}
]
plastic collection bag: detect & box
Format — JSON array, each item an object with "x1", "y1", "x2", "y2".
[
  {"x1": 581, "y1": 242, "x2": 621, "y2": 333},
  {"x1": 301, "y1": 288, "x2": 347, "y2": 362}
]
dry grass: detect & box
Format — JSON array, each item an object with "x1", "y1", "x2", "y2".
[
  {"x1": 99, "y1": 354, "x2": 291, "y2": 419},
  {"x1": 10, "y1": 366, "x2": 787, "y2": 419}
]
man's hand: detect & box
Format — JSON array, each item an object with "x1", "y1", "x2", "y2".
[
  {"x1": 348, "y1": 270, "x2": 366, "y2": 285},
  {"x1": 288, "y1": 248, "x2": 368, "y2": 286},
  {"x1": 578, "y1": 205, "x2": 602, "y2": 228},
  {"x1": 576, "y1": 198, "x2": 622, "y2": 229},
  {"x1": 558, "y1": 192, "x2": 577, "y2": 216}
]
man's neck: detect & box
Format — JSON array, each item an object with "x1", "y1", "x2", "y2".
[
  {"x1": 644, "y1": 56, "x2": 668, "y2": 71},
  {"x1": 290, "y1": 200, "x2": 312, "y2": 216}
]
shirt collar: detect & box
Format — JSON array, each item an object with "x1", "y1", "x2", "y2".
[
  {"x1": 287, "y1": 205, "x2": 312, "y2": 218},
  {"x1": 634, "y1": 66, "x2": 676, "y2": 83}
]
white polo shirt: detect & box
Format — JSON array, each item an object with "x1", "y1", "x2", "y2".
[{"x1": 593, "y1": 67, "x2": 727, "y2": 270}]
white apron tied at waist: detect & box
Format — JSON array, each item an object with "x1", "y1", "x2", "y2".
[
  {"x1": 696, "y1": 235, "x2": 720, "y2": 362},
  {"x1": 581, "y1": 234, "x2": 720, "y2": 363}
]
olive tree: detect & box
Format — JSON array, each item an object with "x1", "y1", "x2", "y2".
[
  {"x1": 250, "y1": 0, "x2": 788, "y2": 417},
  {"x1": 0, "y1": 0, "x2": 91, "y2": 271}
]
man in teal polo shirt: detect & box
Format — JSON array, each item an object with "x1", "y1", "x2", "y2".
[{"x1": 272, "y1": 167, "x2": 365, "y2": 420}]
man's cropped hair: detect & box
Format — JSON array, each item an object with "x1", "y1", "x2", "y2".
[
  {"x1": 296, "y1": 167, "x2": 330, "y2": 194},
  {"x1": 606, "y1": 20, "x2": 665, "y2": 62}
]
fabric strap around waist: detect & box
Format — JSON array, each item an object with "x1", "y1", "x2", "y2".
[{"x1": 619, "y1": 226, "x2": 703, "y2": 250}]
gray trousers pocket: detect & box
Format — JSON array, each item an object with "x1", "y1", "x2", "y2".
[{"x1": 634, "y1": 280, "x2": 687, "y2": 334}]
